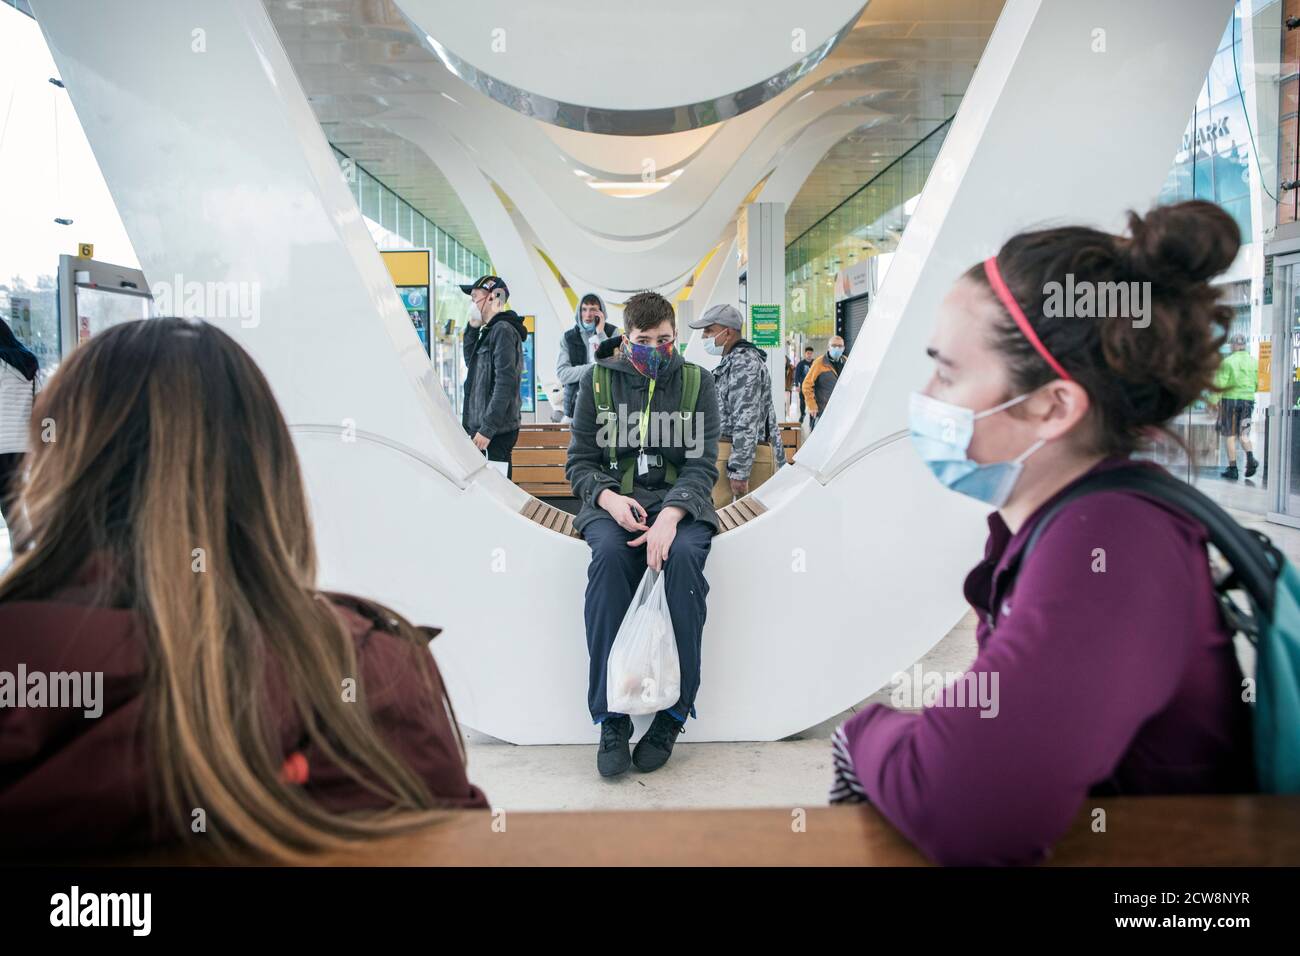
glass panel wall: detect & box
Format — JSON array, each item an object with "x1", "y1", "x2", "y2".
[
  {"x1": 785, "y1": 118, "x2": 952, "y2": 342},
  {"x1": 332, "y1": 146, "x2": 489, "y2": 342},
  {"x1": 1151, "y1": 5, "x2": 1281, "y2": 515}
]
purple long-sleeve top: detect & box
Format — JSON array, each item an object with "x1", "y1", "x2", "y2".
[{"x1": 841, "y1": 458, "x2": 1255, "y2": 865}]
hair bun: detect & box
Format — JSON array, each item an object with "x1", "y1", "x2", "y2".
[{"x1": 1123, "y1": 200, "x2": 1240, "y2": 285}]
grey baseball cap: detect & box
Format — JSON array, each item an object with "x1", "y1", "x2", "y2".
[{"x1": 689, "y1": 303, "x2": 743, "y2": 331}]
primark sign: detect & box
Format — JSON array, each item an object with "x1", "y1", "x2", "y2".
[{"x1": 1179, "y1": 115, "x2": 1232, "y2": 155}]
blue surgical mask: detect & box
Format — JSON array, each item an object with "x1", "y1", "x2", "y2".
[
  {"x1": 829, "y1": 346, "x2": 844, "y2": 360},
  {"x1": 703, "y1": 334, "x2": 724, "y2": 356},
  {"x1": 908, "y1": 391, "x2": 1046, "y2": 508},
  {"x1": 580, "y1": 319, "x2": 596, "y2": 333}
]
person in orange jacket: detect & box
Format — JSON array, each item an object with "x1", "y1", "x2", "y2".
[{"x1": 801, "y1": 336, "x2": 846, "y2": 429}]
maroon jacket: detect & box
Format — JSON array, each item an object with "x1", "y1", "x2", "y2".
[{"x1": 0, "y1": 594, "x2": 488, "y2": 854}]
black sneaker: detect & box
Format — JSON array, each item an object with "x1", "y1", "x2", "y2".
[
  {"x1": 597, "y1": 715, "x2": 633, "y2": 777},
  {"x1": 632, "y1": 711, "x2": 685, "y2": 773},
  {"x1": 1245, "y1": 454, "x2": 1259, "y2": 478},
  {"x1": 1221, "y1": 464, "x2": 1239, "y2": 481}
]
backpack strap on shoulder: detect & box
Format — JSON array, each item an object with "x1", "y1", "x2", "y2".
[
  {"x1": 680, "y1": 363, "x2": 700, "y2": 418},
  {"x1": 592, "y1": 364, "x2": 618, "y2": 472},
  {"x1": 1012, "y1": 466, "x2": 1279, "y2": 622}
]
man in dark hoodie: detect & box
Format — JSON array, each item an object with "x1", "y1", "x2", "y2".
[
  {"x1": 566, "y1": 291, "x2": 720, "y2": 777},
  {"x1": 461, "y1": 275, "x2": 528, "y2": 477},
  {"x1": 555, "y1": 292, "x2": 619, "y2": 423}
]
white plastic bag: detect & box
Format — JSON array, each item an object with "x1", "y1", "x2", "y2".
[{"x1": 606, "y1": 569, "x2": 680, "y2": 716}]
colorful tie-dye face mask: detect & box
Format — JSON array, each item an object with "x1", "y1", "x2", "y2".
[{"x1": 624, "y1": 339, "x2": 675, "y2": 380}]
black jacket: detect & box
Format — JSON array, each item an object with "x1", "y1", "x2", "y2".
[
  {"x1": 462, "y1": 310, "x2": 527, "y2": 439},
  {"x1": 566, "y1": 336, "x2": 720, "y2": 535},
  {"x1": 794, "y1": 358, "x2": 814, "y2": 387}
]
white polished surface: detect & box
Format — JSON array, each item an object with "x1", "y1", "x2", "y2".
[{"x1": 395, "y1": 0, "x2": 865, "y2": 114}]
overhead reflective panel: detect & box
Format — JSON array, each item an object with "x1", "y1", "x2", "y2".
[{"x1": 394, "y1": 0, "x2": 868, "y2": 134}]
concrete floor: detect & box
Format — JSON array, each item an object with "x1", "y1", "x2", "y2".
[{"x1": 462, "y1": 616, "x2": 979, "y2": 812}]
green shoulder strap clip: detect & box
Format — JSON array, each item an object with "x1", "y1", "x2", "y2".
[
  {"x1": 662, "y1": 363, "x2": 701, "y2": 487},
  {"x1": 592, "y1": 364, "x2": 618, "y2": 472}
]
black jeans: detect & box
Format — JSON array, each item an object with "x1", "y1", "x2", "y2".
[{"x1": 581, "y1": 505, "x2": 713, "y2": 724}]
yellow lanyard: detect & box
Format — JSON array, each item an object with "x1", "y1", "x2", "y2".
[{"x1": 639, "y1": 379, "x2": 656, "y2": 449}]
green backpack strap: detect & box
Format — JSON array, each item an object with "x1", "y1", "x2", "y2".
[
  {"x1": 662, "y1": 364, "x2": 701, "y2": 486},
  {"x1": 592, "y1": 364, "x2": 618, "y2": 472},
  {"x1": 679, "y1": 363, "x2": 700, "y2": 419}
]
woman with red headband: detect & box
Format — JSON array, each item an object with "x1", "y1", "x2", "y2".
[{"x1": 830, "y1": 200, "x2": 1255, "y2": 864}]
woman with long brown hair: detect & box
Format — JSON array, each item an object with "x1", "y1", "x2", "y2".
[{"x1": 0, "y1": 318, "x2": 486, "y2": 860}]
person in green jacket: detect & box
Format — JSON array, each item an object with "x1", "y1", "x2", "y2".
[{"x1": 1210, "y1": 333, "x2": 1259, "y2": 480}]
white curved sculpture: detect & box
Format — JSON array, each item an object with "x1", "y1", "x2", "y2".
[
  {"x1": 394, "y1": 0, "x2": 867, "y2": 132},
  {"x1": 33, "y1": 0, "x2": 1233, "y2": 742}
]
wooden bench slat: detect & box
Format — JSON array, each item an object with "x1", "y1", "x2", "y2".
[
  {"x1": 512, "y1": 465, "x2": 568, "y2": 483},
  {"x1": 514, "y1": 432, "x2": 572, "y2": 449},
  {"x1": 519, "y1": 483, "x2": 576, "y2": 498},
  {"x1": 513, "y1": 447, "x2": 568, "y2": 465}
]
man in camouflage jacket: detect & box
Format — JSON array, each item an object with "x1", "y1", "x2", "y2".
[{"x1": 690, "y1": 304, "x2": 785, "y2": 499}]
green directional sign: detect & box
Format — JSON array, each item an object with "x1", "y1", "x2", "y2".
[{"x1": 749, "y1": 303, "x2": 781, "y2": 348}]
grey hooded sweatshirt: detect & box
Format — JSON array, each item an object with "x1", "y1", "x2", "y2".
[{"x1": 556, "y1": 294, "x2": 618, "y2": 418}]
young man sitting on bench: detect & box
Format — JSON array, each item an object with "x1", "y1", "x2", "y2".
[{"x1": 565, "y1": 291, "x2": 720, "y2": 777}]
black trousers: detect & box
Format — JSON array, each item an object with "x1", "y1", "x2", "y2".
[
  {"x1": 581, "y1": 506, "x2": 713, "y2": 723},
  {"x1": 0, "y1": 452, "x2": 23, "y2": 529},
  {"x1": 468, "y1": 427, "x2": 519, "y2": 479}
]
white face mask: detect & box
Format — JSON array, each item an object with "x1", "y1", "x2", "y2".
[
  {"x1": 469, "y1": 301, "x2": 483, "y2": 324},
  {"x1": 703, "y1": 334, "x2": 724, "y2": 356}
]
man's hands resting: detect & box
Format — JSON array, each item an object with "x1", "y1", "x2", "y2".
[{"x1": 597, "y1": 490, "x2": 686, "y2": 571}]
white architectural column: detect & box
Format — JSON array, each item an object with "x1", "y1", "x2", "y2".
[{"x1": 740, "y1": 202, "x2": 789, "y2": 424}]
